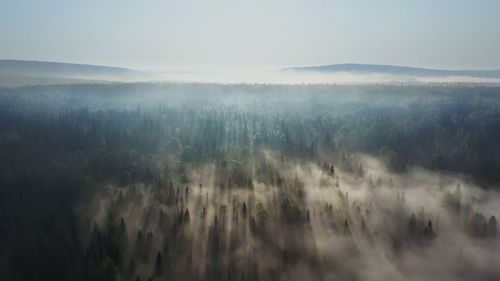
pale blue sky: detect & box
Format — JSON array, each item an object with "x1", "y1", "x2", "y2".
[{"x1": 1, "y1": 0, "x2": 500, "y2": 71}]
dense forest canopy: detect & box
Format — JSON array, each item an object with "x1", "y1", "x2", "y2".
[
  {"x1": 2, "y1": 83, "x2": 500, "y2": 183},
  {"x1": 0, "y1": 83, "x2": 499, "y2": 281}
]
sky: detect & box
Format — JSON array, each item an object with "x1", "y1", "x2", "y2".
[{"x1": 1, "y1": 0, "x2": 500, "y2": 71}]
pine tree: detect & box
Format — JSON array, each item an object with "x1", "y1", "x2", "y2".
[
  {"x1": 488, "y1": 216, "x2": 497, "y2": 237},
  {"x1": 424, "y1": 220, "x2": 434, "y2": 238},
  {"x1": 184, "y1": 208, "x2": 190, "y2": 223},
  {"x1": 242, "y1": 202, "x2": 248, "y2": 218},
  {"x1": 154, "y1": 251, "x2": 162, "y2": 276},
  {"x1": 408, "y1": 214, "x2": 417, "y2": 236}
]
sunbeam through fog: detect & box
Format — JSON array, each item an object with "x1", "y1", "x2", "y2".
[{"x1": 1, "y1": 1, "x2": 500, "y2": 281}]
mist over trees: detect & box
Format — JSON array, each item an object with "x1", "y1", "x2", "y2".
[{"x1": 0, "y1": 83, "x2": 499, "y2": 281}]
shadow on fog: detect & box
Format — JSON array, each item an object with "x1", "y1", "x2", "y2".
[{"x1": 81, "y1": 152, "x2": 500, "y2": 281}]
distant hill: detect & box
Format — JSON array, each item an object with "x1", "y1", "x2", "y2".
[
  {"x1": 282, "y1": 63, "x2": 500, "y2": 78},
  {"x1": 0, "y1": 59, "x2": 159, "y2": 86}
]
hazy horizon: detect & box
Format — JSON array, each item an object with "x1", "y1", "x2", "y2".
[
  {"x1": 1, "y1": 2, "x2": 500, "y2": 281},
  {"x1": 3, "y1": 59, "x2": 500, "y2": 85},
  {"x1": 2, "y1": 0, "x2": 500, "y2": 71}
]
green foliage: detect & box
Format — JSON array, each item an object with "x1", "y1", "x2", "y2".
[
  {"x1": 255, "y1": 203, "x2": 269, "y2": 227},
  {"x1": 120, "y1": 171, "x2": 132, "y2": 185},
  {"x1": 154, "y1": 251, "x2": 162, "y2": 277},
  {"x1": 280, "y1": 198, "x2": 303, "y2": 224},
  {"x1": 182, "y1": 145, "x2": 194, "y2": 162},
  {"x1": 468, "y1": 213, "x2": 488, "y2": 237},
  {"x1": 379, "y1": 146, "x2": 406, "y2": 172},
  {"x1": 166, "y1": 137, "x2": 182, "y2": 155},
  {"x1": 1, "y1": 83, "x2": 500, "y2": 281}
]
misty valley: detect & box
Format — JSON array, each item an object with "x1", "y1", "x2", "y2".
[{"x1": 0, "y1": 83, "x2": 499, "y2": 281}]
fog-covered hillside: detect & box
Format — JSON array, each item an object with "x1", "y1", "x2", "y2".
[
  {"x1": 283, "y1": 63, "x2": 500, "y2": 78},
  {"x1": 0, "y1": 60, "x2": 158, "y2": 86}
]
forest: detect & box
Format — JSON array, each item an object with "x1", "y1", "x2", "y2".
[{"x1": 0, "y1": 83, "x2": 499, "y2": 281}]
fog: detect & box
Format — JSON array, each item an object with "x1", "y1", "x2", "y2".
[
  {"x1": 2, "y1": 60, "x2": 500, "y2": 87},
  {"x1": 156, "y1": 67, "x2": 500, "y2": 85},
  {"x1": 1, "y1": 83, "x2": 499, "y2": 281},
  {"x1": 79, "y1": 151, "x2": 500, "y2": 281},
  {"x1": 3, "y1": 0, "x2": 500, "y2": 280}
]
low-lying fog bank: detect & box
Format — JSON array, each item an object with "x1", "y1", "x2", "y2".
[
  {"x1": 80, "y1": 152, "x2": 499, "y2": 281},
  {"x1": 157, "y1": 67, "x2": 500, "y2": 85}
]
